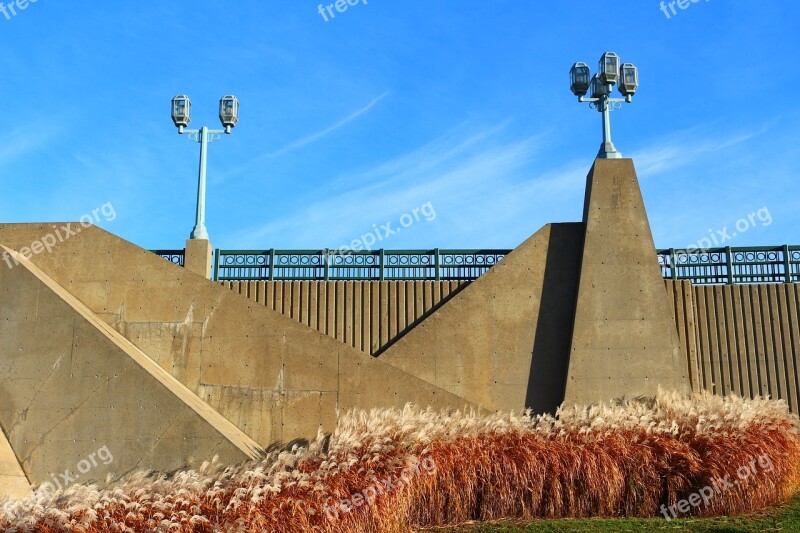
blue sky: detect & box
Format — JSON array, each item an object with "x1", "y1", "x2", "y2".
[{"x1": 1, "y1": 0, "x2": 798, "y2": 251}]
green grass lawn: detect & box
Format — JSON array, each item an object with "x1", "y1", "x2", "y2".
[{"x1": 418, "y1": 493, "x2": 800, "y2": 532}]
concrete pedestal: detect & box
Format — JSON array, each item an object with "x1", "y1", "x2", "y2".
[
  {"x1": 563, "y1": 159, "x2": 691, "y2": 405},
  {"x1": 185, "y1": 238, "x2": 213, "y2": 279}
]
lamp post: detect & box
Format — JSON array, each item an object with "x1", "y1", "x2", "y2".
[
  {"x1": 171, "y1": 94, "x2": 240, "y2": 240},
  {"x1": 569, "y1": 52, "x2": 638, "y2": 159}
]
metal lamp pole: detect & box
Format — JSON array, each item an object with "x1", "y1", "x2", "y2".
[
  {"x1": 181, "y1": 125, "x2": 227, "y2": 240},
  {"x1": 171, "y1": 95, "x2": 240, "y2": 240},
  {"x1": 569, "y1": 53, "x2": 639, "y2": 159}
]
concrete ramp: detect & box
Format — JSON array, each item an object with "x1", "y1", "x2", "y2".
[
  {"x1": 0, "y1": 245, "x2": 261, "y2": 487},
  {"x1": 0, "y1": 225, "x2": 475, "y2": 448},
  {"x1": 379, "y1": 223, "x2": 584, "y2": 413}
]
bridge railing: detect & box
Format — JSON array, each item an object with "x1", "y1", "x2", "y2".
[
  {"x1": 212, "y1": 249, "x2": 512, "y2": 281},
  {"x1": 656, "y1": 245, "x2": 800, "y2": 284},
  {"x1": 152, "y1": 245, "x2": 800, "y2": 284},
  {"x1": 151, "y1": 249, "x2": 185, "y2": 267}
]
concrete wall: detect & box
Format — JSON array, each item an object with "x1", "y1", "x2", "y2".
[
  {"x1": 672, "y1": 282, "x2": 800, "y2": 414},
  {"x1": 0, "y1": 224, "x2": 475, "y2": 451},
  {"x1": 0, "y1": 246, "x2": 261, "y2": 486},
  {"x1": 0, "y1": 431, "x2": 29, "y2": 499},
  {"x1": 222, "y1": 276, "x2": 800, "y2": 416},
  {"x1": 2, "y1": 210, "x2": 796, "y2": 493},
  {"x1": 218, "y1": 224, "x2": 582, "y2": 413},
  {"x1": 222, "y1": 280, "x2": 469, "y2": 355},
  {"x1": 370, "y1": 224, "x2": 582, "y2": 413},
  {"x1": 665, "y1": 280, "x2": 703, "y2": 393}
]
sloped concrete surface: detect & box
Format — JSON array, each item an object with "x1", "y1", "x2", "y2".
[
  {"x1": 380, "y1": 223, "x2": 584, "y2": 413},
  {"x1": 0, "y1": 225, "x2": 474, "y2": 448},
  {"x1": 0, "y1": 245, "x2": 261, "y2": 486}
]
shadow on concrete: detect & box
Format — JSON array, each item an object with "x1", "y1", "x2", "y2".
[
  {"x1": 372, "y1": 281, "x2": 471, "y2": 357},
  {"x1": 525, "y1": 223, "x2": 584, "y2": 415}
]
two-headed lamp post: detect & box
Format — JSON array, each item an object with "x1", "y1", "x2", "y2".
[
  {"x1": 171, "y1": 95, "x2": 240, "y2": 240},
  {"x1": 570, "y1": 52, "x2": 639, "y2": 158}
]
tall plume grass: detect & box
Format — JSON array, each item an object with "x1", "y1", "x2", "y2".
[{"x1": 2, "y1": 390, "x2": 799, "y2": 532}]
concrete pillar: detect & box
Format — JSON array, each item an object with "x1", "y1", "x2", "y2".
[
  {"x1": 564, "y1": 159, "x2": 691, "y2": 405},
  {"x1": 184, "y1": 239, "x2": 213, "y2": 279}
]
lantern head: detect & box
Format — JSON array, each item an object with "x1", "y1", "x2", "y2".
[
  {"x1": 171, "y1": 95, "x2": 192, "y2": 129},
  {"x1": 598, "y1": 52, "x2": 620, "y2": 85},
  {"x1": 569, "y1": 62, "x2": 591, "y2": 97},
  {"x1": 219, "y1": 95, "x2": 239, "y2": 132}
]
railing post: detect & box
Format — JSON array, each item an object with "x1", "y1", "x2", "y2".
[
  {"x1": 269, "y1": 249, "x2": 275, "y2": 281},
  {"x1": 434, "y1": 248, "x2": 441, "y2": 281},
  {"x1": 725, "y1": 246, "x2": 734, "y2": 285},
  {"x1": 323, "y1": 249, "x2": 330, "y2": 281},
  {"x1": 669, "y1": 248, "x2": 677, "y2": 280},
  {"x1": 783, "y1": 244, "x2": 791, "y2": 284},
  {"x1": 379, "y1": 249, "x2": 385, "y2": 281},
  {"x1": 212, "y1": 249, "x2": 219, "y2": 281}
]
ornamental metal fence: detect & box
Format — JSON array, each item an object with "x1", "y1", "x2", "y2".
[
  {"x1": 212, "y1": 249, "x2": 511, "y2": 281},
  {"x1": 151, "y1": 249, "x2": 185, "y2": 267},
  {"x1": 656, "y1": 245, "x2": 800, "y2": 285},
  {"x1": 151, "y1": 245, "x2": 800, "y2": 285}
]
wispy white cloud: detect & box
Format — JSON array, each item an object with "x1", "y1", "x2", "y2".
[
  {"x1": 267, "y1": 91, "x2": 390, "y2": 158},
  {"x1": 629, "y1": 123, "x2": 770, "y2": 178},
  {"x1": 320, "y1": 119, "x2": 515, "y2": 194},
  {"x1": 627, "y1": 121, "x2": 800, "y2": 248},
  {"x1": 0, "y1": 121, "x2": 61, "y2": 166},
  {"x1": 225, "y1": 121, "x2": 590, "y2": 249},
  {"x1": 224, "y1": 118, "x2": 792, "y2": 251},
  {"x1": 221, "y1": 92, "x2": 390, "y2": 181}
]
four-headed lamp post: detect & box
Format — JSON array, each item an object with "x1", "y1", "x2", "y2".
[
  {"x1": 570, "y1": 52, "x2": 638, "y2": 159},
  {"x1": 171, "y1": 94, "x2": 239, "y2": 240}
]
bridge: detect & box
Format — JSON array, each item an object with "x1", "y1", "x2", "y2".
[{"x1": 3, "y1": 159, "x2": 798, "y2": 498}]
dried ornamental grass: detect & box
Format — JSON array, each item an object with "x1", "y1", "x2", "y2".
[{"x1": 0, "y1": 390, "x2": 798, "y2": 532}]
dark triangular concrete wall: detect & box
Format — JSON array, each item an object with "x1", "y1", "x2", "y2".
[{"x1": 380, "y1": 223, "x2": 584, "y2": 413}]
